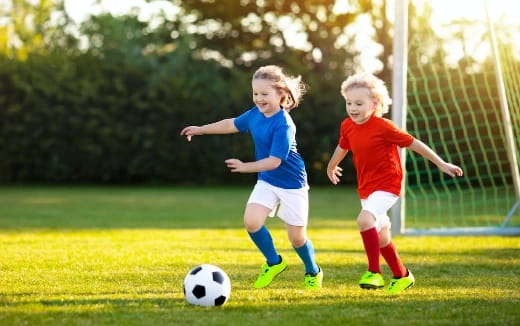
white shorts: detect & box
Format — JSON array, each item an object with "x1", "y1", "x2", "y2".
[
  {"x1": 247, "y1": 180, "x2": 309, "y2": 227},
  {"x1": 360, "y1": 191, "x2": 399, "y2": 232}
]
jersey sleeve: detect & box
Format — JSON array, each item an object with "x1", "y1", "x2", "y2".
[
  {"x1": 233, "y1": 109, "x2": 251, "y2": 132},
  {"x1": 384, "y1": 119, "x2": 414, "y2": 147},
  {"x1": 338, "y1": 118, "x2": 350, "y2": 150}
]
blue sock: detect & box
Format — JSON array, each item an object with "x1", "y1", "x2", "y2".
[
  {"x1": 294, "y1": 239, "x2": 319, "y2": 275},
  {"x1": 248, "y1": 226, "x2": 280, "y2": 265}
]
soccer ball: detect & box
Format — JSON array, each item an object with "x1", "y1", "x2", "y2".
[{"x1": 183, "y1": 264, "x2": 231, "y2": 307}]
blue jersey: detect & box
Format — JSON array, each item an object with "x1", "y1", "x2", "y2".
[{"x1": 234, "y1": 106, "x2": 307, "y2": 189}]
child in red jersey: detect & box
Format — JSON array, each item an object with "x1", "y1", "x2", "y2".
[{"x1": 326, "y1": 72, "x2": 463, "y2": 294}]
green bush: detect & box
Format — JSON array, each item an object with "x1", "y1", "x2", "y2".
[{"x1": 0, "y1": 48, "x2": 356, "y2": 185}]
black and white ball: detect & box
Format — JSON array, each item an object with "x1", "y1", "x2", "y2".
[{"x1": 183, "y1": 264, "x2": 231, "y2": 307}]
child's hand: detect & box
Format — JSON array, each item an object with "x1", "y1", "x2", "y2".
[
  {"x1": 441, "y1": 163, "x2": 463, "y2": 177},
  {"x1": 225, "y1": 158, "x2": 245, "y2": 173},
  {"x1": 327, "y1": 166, "x2": 343, "y2": 184},
  {"x1": 180, "y1": 126, "x2": 203, "y2": 141}
]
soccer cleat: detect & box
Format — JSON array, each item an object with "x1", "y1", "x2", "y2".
[
  {"x1": 304, "y1": 265, "x2": 323, "y2": 290},
  {"x1": 386, "y1": 270, "x2": 415, "y2": 294},
  {"x1": 358, "y1": 271, "x2": 385, "y2": 289},
  {"x1": 253, "y1": 256, "x2": 288, "y2": 289}
]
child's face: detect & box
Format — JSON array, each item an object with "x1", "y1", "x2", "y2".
[
  {"x1": 252, "y1": 79, "x2": 283, "y2": 117},
  {"x1": 344, "y1": 87, "x2": 377, "y2": 125}
]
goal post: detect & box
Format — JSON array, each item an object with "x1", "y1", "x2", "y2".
[
  {"x1": 390, "y1": 0, "x2": 408, "y2": 236},
  {"x1": 484, "y1": 0, "x2": 520, "y2": 227},
  {"x1": 391, "y1": 0, "x2": 520, "y2": 236}
]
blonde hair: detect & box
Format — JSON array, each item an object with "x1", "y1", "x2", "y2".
[
  {"x1": 252, "y1": 65, "x2": 307, "y2": 111},
  {"x1": 340, "y1": 72, "x2": 392, "y2": 117}
]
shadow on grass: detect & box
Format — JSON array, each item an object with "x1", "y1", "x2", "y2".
[
  {"x1": 0, "y1": 296, "x2": 184, "y2": 308},
  {"x1": 0, "y1": 185, "x2": 360, "y2": 230},
  {"x1": 1, "y1": 294, "x2": 518, "y2": 326},
  {"x1": 1, "y1": 258, "x2": 519, "y2": 325},
  {"x1": 2, "y1": 185, "x2": 517, "y2": 234}
]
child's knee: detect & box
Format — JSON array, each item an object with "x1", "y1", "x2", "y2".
[
  {"x1": 357, "y1": 210, "x2": 376, "y2": 230},
  {"x1": 290, "y1": 236, "x2": 306, "y2": 248},
  {"x1": 379, "y1": 227, "x2": 391, "y2": 247},
  {"x1": 244, "y1": 221, "x2": 262, "y2": 233},
  {"x1": 243, "y1": 216, "x2": 264, "y2": 233},
  {"x1": 287, "y1": 228, "x2": 307, "y2": 248}
]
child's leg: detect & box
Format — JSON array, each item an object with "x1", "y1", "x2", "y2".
[
  {"x1": 245, "y1": 203, "x2": 280, "y2": 265},
  {"x1": 358, "y1": 210, "x2": 381, "y2": 273},
  {"x1": 380, "y1": 226, "x2": 415, "y2": 294},
  {"x1": 287, "y1": 224, "x2": 319, "y2": 274},
  {"x1": 379, "y1": 226, "x2": 407, "y2": 278}
]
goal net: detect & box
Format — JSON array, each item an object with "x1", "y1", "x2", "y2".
[{"x1": 392, "y1": 0, "x2": 520, "y2": 235}]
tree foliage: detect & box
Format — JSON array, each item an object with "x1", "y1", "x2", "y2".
[
  {"x1": 2, "y1": 1, "x2": 515, "y2": 185},
  {"x1": 0, "y1": 0, "x2": 77, "y2": 59},
  {"x1": 1, "y1": 1, "x2": 364, "y2": 184}
]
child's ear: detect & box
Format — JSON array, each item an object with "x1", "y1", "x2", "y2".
[{"x1": 280, "y1": 93, "x2": 288, "y2": 105}]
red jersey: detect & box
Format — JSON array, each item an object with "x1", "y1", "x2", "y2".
[{"x1": 338, "y1": 115, "x2": 414, "y2": 199}]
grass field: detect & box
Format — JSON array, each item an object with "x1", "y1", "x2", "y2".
[{"x1": 1, "y1": 186, "x2": 519, "y2": 325}]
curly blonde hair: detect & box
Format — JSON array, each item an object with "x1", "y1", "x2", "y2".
[
  {"x1": 253, "y1": 65, "x2": 307, "y2": 111},
  {"x1": 340, "y1": 72, "x2": 392, "y2": 117}
]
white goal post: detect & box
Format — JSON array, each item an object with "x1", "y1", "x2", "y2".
[{"x1": 390, "y1": 0, "x2": 520, "y2": 236}]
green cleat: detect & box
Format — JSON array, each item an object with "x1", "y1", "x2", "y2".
[
  {"x1": 386, "y1": 270, "x2": 415, "y2": 294},
  {"x1": 358, "y1": 271, "x2": 385, "y2": 289},
  {"x1": 253, "y1": 256, "x2": 288, "y2": 289},
  {"x1": 304, "y1": 265, "x2": 323, "y2": 290}
]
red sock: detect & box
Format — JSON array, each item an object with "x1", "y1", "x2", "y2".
[
  {"x1": 380, "y1": 241, "x2": 407, "y2": 278},
  {"x1": 360, "y1": 227, "x2": 381, "y2": 273}
]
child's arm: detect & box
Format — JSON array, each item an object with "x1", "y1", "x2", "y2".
[
  {"x1": 180, "y1": 118, "x2": 238, "y2": 141},
  {"x1": 408, "y1": 139, "x2": 463, "y2": 177},
  {"x1": 326, "y1": 145, "x2": 349, "y2": 184},
  {"x1": 225, "y1": 156, "x2": 281, "y2": 173}
]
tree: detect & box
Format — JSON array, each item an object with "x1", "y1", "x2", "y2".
[{"x1": 0, "y1": 0, "x2": 76, "y2": 59}]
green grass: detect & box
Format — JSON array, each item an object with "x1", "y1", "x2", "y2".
[
  {"x1": 0, "y1": 186, "x2": 519, "y2": 325},
  {"x1": 406, "y1": 186, "x2": 519, "y2": 228}
]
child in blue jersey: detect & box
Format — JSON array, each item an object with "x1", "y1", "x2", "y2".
[{"x1": 180, "y1": 65, "x2": 322, "y2": 290}]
